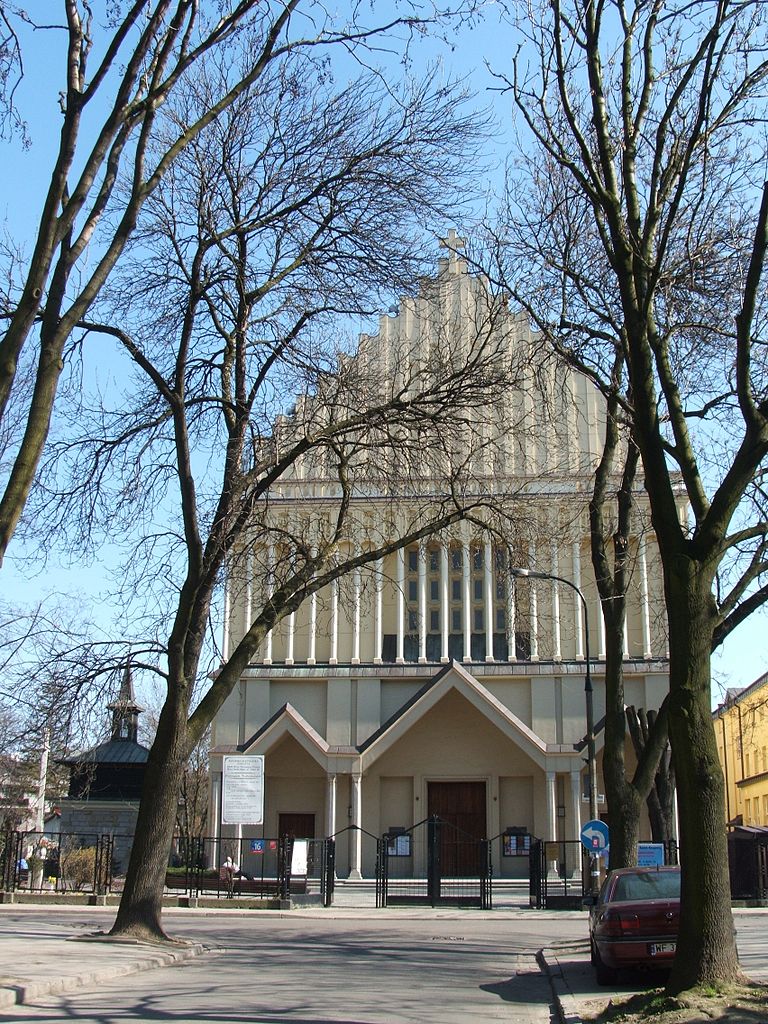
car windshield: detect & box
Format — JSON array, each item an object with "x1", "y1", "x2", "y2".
[{"x1": 612, "y1": 871, "x2": 680, "y2": 901}]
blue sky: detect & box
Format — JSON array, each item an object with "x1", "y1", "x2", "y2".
[{"x1": 1, "y1": 2, "x2": 766, "y2": 706}]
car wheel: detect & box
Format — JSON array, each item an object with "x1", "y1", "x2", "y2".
[{"x1": 592, "y1": 941, "x2": 618, "y2": 986}]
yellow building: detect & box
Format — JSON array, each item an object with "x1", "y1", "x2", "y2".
[{"x1": 714, "y1": 674, "x2": 768, "y2": 827}]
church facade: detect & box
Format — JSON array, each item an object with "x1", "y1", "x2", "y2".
[{"x1": 209, "y1": 240, "x2": 672, "y2": 880}]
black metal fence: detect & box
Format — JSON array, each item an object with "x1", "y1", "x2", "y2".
[
  {"x1": 1, "y1": 830, "x2": 115, "y2": 895},
  {"x1": 528, "y1": 837, "x2": 680, "y2": 909}
]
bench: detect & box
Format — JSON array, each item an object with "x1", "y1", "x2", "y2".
[{"x1": 164, "y1": 871, "x2": 307, "y2": 898}]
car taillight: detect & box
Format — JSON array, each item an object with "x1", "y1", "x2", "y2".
[{"x1": 600, "y1": 910, "x2": 640, "y2": 935}]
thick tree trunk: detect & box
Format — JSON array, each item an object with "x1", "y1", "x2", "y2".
[
  {"x1": 602, "y1": 618, "x2": 642, "y2": 870},
  {"x1": 110, "y1": 695, "x2": 189, "y2": 942},
  {"x1": 666, "y1": 567, "x2": 740, "y2": 993}
]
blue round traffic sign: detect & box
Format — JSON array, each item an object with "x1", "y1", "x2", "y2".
[{"x1": 580, "y1": 819, "x2": 610, "y2": 851}]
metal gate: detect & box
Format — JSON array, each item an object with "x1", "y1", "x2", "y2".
[
  {"x1": 323, "y1": 826, "x2": 384, "y2": 907},
  {"x1": 381, "y1": 815, "x2": 491, "y2": 908}
]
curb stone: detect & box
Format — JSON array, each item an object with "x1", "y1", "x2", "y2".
[
  {"x1": 539, "y1": 947, "x2": 584, "y2": 1024},
  {"x1": 0, "y1": 940, "x2": 212, "y2": 1008}
]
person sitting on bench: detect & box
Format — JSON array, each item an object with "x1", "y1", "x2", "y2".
[{"x1": 220, "y1": 856, "x2": 252, "y2": 895}]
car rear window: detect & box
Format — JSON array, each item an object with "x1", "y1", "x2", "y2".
[{"x1": 613, "y1": 871, "x2": 680, "y2": 901}]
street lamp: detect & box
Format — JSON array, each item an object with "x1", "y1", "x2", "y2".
[{"x1": 509, "y1": 566, "x2": 600, "y2": 893}]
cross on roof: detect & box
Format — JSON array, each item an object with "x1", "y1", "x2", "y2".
[{"x1": 439, "y1": 228, "x2": 466, "y2": 261}]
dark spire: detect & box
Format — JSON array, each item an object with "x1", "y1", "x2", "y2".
[{"x1": 108, "y1": 664, "x2": 144, "y2": 743}]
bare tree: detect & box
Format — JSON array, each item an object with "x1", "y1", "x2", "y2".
[
  {"x1": 26, "y1": 43, "x2": 523, "y2": 941},
  {"x1": 0, "y1": 0, "x2": 476, "y2": 566},
  {"x1": 488, "y1": 0, "x2": 768, "y2": 991}
]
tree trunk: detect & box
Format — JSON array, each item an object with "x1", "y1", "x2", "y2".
[
  {"x1": 110, "y1": 694, "x2": 188, "y2": 942},
  {"x1": 666, "y1": 567, "x2": 740, "y2": 992},
  {"x1": 602, "y1": 618, "x2": 643, "y2": 870}
]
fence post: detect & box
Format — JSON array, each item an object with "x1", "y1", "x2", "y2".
[
  {"x1": 427, "y1": 816, "x2": 441, "y2": 908},
  {"x1": 323, "y1": 839, "x2": 335, "y2": 907}
]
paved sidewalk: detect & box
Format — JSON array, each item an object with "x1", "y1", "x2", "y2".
[{"x1": 0, "y1": 907, "x2": 211, "y2": 1009}]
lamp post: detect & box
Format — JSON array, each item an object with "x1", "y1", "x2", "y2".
[{"x1": 509, "y1": 566, "x2": 600, "y2": 893}]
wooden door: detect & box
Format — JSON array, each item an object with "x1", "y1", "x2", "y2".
[
  {"x1": 427, "y1": 781, "x2": 486, "y2": 876},
  {"x1": 278, "y1": 813, "x2": 315, "y2": 839}
]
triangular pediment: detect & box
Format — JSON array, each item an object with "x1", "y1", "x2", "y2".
[
  {"x1": 239, "y1": 702, "x2": 333, "y2": 768},
  {"x1": 359, "y1": 661, "x2": 548, "y2": 770}
]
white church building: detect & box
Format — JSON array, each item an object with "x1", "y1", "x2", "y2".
[{"x1": 209, "y1": 238, "x2": 672, "y2": 881}]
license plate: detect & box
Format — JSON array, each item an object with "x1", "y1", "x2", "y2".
[{"x1": 649, "y1": 942, "x2": 676, "y2": 956}]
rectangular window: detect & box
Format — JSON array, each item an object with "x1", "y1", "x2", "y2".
[
  {"x1": 452, "y1": 609, "x2": 462, "y2": 631},
  {"x1": 408, "y1": 549, "x2": 418, "y2": 572},
  {"x1": 473, "y1": 578, "x2": 483, "y2": 601},
  {"x1": 452, "y1": 579, "x2": 461, "y2": 601},
  {"x1": 408, "y1": 610, "x2": 418, "y2": 631},
  {"x1": 474, "y1": 609, "x2": 484, "y2": 631},
  {"x1": 430, "y1": 580, "x2": 439, "y2": 601},
  {"x1": 430, "y1": 610, "x2": 439, "y2": 632},
  {"x1": 763, "y1": 795, "x2": 768, "y2": 823},
  {"x1": 451, "y1": 548, "x2": 462, "y2": 570},
  {"x1": 745, "y1": 798, "x2": 752, "y2": 823},
  {"x1": 496, "y1": 608, "x2": 506, "y2": 630},
  {"x1": 408, "y1": 579, "x2": 417, "y2": 602},
  {"x1": 473, "y1": 548, "x2": 482, "y2": 571},
  {"x1": 429, "y1": 549, "x2": 439, "y2": 572},
  {"x1": 496, "y1": 578, "x2": 506, "y2": 600},
  {"x1": 746, "y1": 752, "x2": 751, "y2": 777}
]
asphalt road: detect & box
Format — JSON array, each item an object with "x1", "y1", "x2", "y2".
[
  {"x1": 0, "y1": 908, "x2": 765, "y2": 1024},
  {"x1": 0, "y1": 910, "x2": 575, "y2": 1024}
]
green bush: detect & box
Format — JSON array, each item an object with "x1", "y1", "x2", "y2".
[{"x1": 59, "y1": 846, "x2": 96, "y2": 891}]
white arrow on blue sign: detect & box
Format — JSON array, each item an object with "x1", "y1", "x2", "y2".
[{"x1": 580, "y1": 819, "x2": 610, "y2": 851}]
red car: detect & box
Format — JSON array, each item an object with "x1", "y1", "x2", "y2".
[{"x1": 588, "y1": 866, "x2": 680, "y2": 985}]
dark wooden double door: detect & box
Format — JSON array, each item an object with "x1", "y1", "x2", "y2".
[{"x1": 427, "y1": 781, "x2": 486, "y2": 877}]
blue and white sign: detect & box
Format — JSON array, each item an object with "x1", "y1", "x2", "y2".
[
  {"x1": 637, "y1": 843, "x2": 665, "y2": 867},
  {"x1": 581, "y1": 819, "x2": 610, "y2": 852}
]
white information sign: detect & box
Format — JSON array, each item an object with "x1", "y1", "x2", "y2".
[
  {"x1": 291, "y1": 839, "x2": 309, "y2": 876},
  {"x1": 222, "y1": 755, "x2": 265, "y2": 825}
]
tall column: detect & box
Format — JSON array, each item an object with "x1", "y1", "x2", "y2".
[
  {"x1": 308, "y1": 588, "x2": 317, "y2": 665},
  {"x1": 570, "y1": 769, "x2": 582, "y2": 839},
  {"x1": 418, "y1": 541, "x2": 427, "y2": 663},
  {"x1": 211, "y1": 772, "x2": 222, "y2": 867},
  {"x1": 374, "y1": 558, "x2": 384, "y2": 664},
  {"x1": 529, "y1": 581, "x2": 539, "y2": 662},
  {"x1": 572, "y1": 541, "x2": 584, "y2": 660},
  {"x1": 462, "y1": 538, "x2": 471, "y2": 662},
  {"x1": 546, "y1": 770, "x2": 558, "y2": 876},
  {"x1": 286, "y1": 611, "x2": 295, "y2": 665},
  {"x1": 245, "y1": 549, "x2": 253, "y2": 631},
  {"x1": 350, "y1": 773, "x2": 363, "y2": 879},
  {"x1": 352, "y1": 559, "x2": 361, "y2": 665},
  {"x1": 222, "y1": 582, "x2": 231, "y2": 662},
  {"x1": 507, "y1": 574, "x2": 517, "y2": 661},
  {"x1": 551, "y1": 543, "x2": 562, "y2": 661},
  {"x1": 484, "y1": 538, "x2": 494, "y2": 661},
  {"x1": 264, "y1": 543, "x2": 274, "y2": 665},
  {"x1": 330, "y1": 578, "x2": 339, "y2": 665},
  {"x1": 598, "y1": 594, "x2": 606, "y2": 659},
  {"x1": 440, "y1": 541, "x2": 449, "y2": 662},
  {"x1": 326, "y1": 774, "x2": 337, "y2": 838},
  {"x1": 396, "y1": 547, "x2": 405, "y2": 663},
  {"x1": 640, "y1": 536, "x2": 652, "y2": 657}
]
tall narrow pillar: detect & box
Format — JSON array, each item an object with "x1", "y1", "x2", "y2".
[
  {"x1": 327, "y1": 774, "x2": 337, "y2": 838},
  {"x1": 374, "y1": 558, "x2": 384, "y2": 664},
  {"x1": 396, "y1": 547, "x2": 405, "y2": 663},
  {"x1": 484, "y1": 539, "x2": 494, "y2": 661},
  {"x1": 530, "y1": 579, "x2": 539, "y2": 661},
  {"x1": 462, "y1": 539, "x2": 471, "y2": 662},
  {"x1": 286, "y1": 611, "x2": 295, "y2": 665},
  {"x1": 551, "y1": 543, "x2": 561, "y2": 661},
  {"x1": 507, "y1": 574, "x2": 517, "y2": 661},
  {"x1": 440, "y1": 542, "x2": 449, "y2": 662},
  {"x1": 570, "y1": 769, "x2": 583, "y2": 879},
  {"x1": 350, "y1": 773, "x2": 363, "y2": 879},
  {"x1": 352, "y1": 560, "x2": 361, "y2": 665},
  {"x1": 640, "y1": 536, "x2": 652, "y2": 657},
  {"x1": 308, "y1": 589, "x2": 317, "y2": 665},
  {"x1": 264, "y1": 543, "x2": 274, "y2": 665},
  {"x1": 418, "y1": 541, "x2": 427, "y2": 663},
  {"x1": 546, "y1": 770, "x2": 559, "y2": 876},
  {"x1": 572, "y1": 541, "x2": 584, "y2": 660},
  {"x1": 330, "y1": 578, "x2": 339, "y2": 665},
  {"x1": 222, "y1": 583, "x2": 231, "y2": 663}
]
